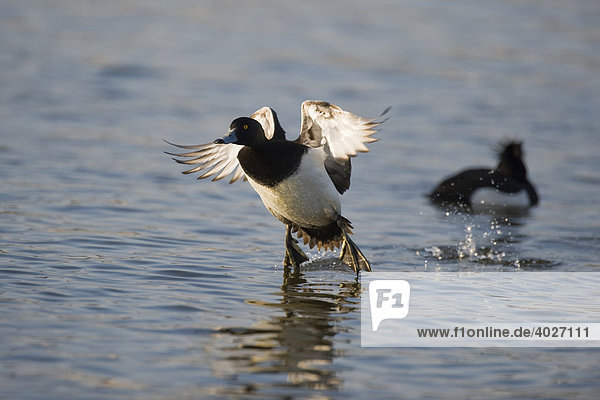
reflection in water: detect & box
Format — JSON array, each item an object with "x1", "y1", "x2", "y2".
[{"x1": 210, "y1": 265, "x2": 361, "y2": 396}]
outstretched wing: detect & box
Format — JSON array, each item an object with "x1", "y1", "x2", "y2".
[
  {"x1": 297, "y1": 100, "x2": 388, "y2": 194},
  {"x1": 297, "y1": 100, "x2": 387, "y2": 160},
  {"x1": 165, "y1": 140, "x2": 246, "y2": 183}
]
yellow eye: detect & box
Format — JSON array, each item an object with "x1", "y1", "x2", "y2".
[{"x1": 243, "y1": 124, "x2": 248, "y2": 130}]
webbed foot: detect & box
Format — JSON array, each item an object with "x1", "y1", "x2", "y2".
[
  {"x1": 284, "y1": 225, "x2": 309, "y2": 267},
  {"x1": 338, "y1": 218, "x2": 371, "y2": 275}
]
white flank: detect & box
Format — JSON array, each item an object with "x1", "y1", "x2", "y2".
[
  {"x1": 247, "y1": 148, "x2": 341, "y2": 227},
  {"x1": 471, "y1": 188, "x2": 530, "y2": 208}
]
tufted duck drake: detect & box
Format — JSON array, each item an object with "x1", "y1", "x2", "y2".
[
  {"x1": 167, "y1": 101, "x2": 388, "y2": 274},
  {"x1": 428, "y1": 141, "x2": 539, "y2": 209}
]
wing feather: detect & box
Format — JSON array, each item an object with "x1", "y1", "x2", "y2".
[
  {"x1": 296, "y1": 101, "x2": 388, "y2": 194},
  {"x1": 298, "y1": 100, "x2": 387, "y2": 160},
  {"x1": 250, "y1": 107, "x2": 276, "y2": 140},
  {"x1": 251, "y1": 106, "x2": 287, "y2": 140},
  {"x1": 165, "y1": 140, "x2": 246, "y2": 183}
]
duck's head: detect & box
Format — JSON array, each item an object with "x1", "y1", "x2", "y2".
[
  {"x1": 214, "y1": 117, "x2": 266, "y2": 147},
  {"x1": 496, "y1": 141, "x2": 527, "y2": 182}
]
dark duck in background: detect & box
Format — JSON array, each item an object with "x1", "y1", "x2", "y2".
[{"x1": 428, "y1": 141, "x2": 539, "y2": 210}]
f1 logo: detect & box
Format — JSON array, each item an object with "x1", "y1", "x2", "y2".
[{"x1": 369, "y1": 280, "x2": 411, "y2": 331}]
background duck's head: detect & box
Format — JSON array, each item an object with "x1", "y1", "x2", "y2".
[
  {"x1": 496, "y1": 140, "x2": 527, "y2": 182},
  {"x1": 215, "y1": 117, "x2": 266, "y2": 147}
]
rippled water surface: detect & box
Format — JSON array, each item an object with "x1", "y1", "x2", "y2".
[{"x1": 2, "y1": 1, "x2": 600, "y2": 399}]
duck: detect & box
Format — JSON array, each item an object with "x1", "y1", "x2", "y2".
[
  {"x1": 428, "y1": 141, "x2": 539, "y2": 209},
  {"x1": 167, "y1": 101, "x2": 388, "y2": 274}
]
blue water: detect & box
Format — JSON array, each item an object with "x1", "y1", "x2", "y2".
[{"x1": 1, "y1": 1, "x2": 599, "y2": 398}]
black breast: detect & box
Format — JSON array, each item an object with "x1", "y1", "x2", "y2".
[{"x1": 237, "y1": 141, "x2": 308, "y2": 187}]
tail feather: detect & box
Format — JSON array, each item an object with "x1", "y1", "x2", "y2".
[
  {"x1": 290, "y1": 215, "x2": 371, "y2": 273},
  {"x1": 293, "y1": 216, "x2": 353, "y2": 251}
]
